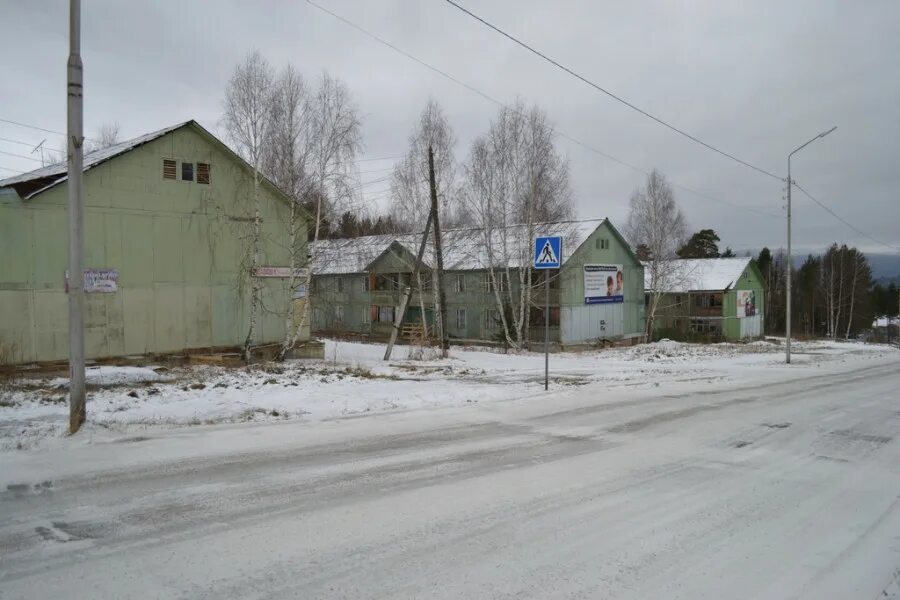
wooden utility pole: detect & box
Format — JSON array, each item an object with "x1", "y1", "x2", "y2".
[
  {"x1": 67, "y1": 0, "x2": 86, "y2": 433},
  {"x1": 428, "y1": 146, "x2": 449, "y2": 356},
  {"x1": 383, "y1": 210, "x2": 434, "y2": 361}
]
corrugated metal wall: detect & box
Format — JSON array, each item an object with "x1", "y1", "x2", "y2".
[
  {"x1": 0, "y1": 126, "x2": 307, "y2": 364},
  {"x1": 560, "y1": 304, "x2": 625, "y2": 343}
]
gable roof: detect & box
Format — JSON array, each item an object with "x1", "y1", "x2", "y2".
[
  {"x1": 0, "y1": 120, "x2": 297, "y2": 209},
  {"x1": 643, "y1": 257, "x2": 754, "y2": 293},
  {"x1": 311, "y1": 218, "x2": 610, "y2": 275}
]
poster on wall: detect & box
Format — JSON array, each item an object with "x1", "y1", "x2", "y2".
[
  {"x1": 584, "y1": 264, "x2": 624, "y2": 304},
  {"x1": 736, "y1": 289, "x2": 757, "y2": 318},
  {"x1": 85, "y1": 269, "x2": 118, "y2": 293},
  {"x1": 66, "y1": 268, "x2": 118, "y2": 293}
]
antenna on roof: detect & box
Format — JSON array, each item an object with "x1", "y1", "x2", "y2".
[{"x1": 30, "y1": 139, "x2": 47, "y2": 166}]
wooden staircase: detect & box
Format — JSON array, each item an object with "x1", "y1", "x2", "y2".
[{"x1": 401, "y1": 323, "x2": 430, "y2": 343}]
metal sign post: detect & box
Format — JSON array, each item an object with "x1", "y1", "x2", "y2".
[{"x1": 534, "y1": 236, "x2": 562, "y2": 391}]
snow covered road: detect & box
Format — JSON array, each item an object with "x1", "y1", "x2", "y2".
[{"x1": 1, "y1": 353, "x2": 899, "y2": 598}]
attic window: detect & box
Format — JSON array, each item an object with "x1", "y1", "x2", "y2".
[
  {"x1": 596, "y1": 238, "x2": 610, "y2": 250},
  {"x1": 181, "y1": 162, "x2": 194, "y2": 181},
  {"x1": 163, "y1": 159, "x2": 176, "y2": 180},
  {"x1": 197, "y1": 162, "x2": 210, "y2": 185}
]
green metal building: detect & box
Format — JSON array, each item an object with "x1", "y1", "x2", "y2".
[
  {"x1": 644, "y1": 257, "x2": 765, "y2": 341},
  {"x1": 0, "y1": 120, "x2": 308, "y2": 365},
  {"x1": 309, "y1": 218, "x2": 645, "y2": 347}
]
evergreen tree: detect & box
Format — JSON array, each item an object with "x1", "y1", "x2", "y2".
[{"x1": 677, "y1": 229, "x2": 721, "y2": 258}]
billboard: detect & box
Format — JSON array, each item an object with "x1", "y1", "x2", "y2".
[
  {"x1": 736, "y1": 289, "x2": 757, "y2": 318},
  {"x1": 584, "y1": 264, "x2": 624, "y2": 304}
]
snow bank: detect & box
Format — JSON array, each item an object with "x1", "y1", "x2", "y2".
[{"x1": 1, "y1": 338, "x2": 896, "y2": 451}]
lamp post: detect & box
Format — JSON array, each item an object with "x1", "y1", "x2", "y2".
[{"x1": 786, "y1": 126, "x2": 836, "y2": 364}]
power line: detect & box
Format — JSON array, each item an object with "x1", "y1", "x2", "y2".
[
  {"x1": 792, "y1": 182, "x2": 899, "y2": 253},
  {"x1": 359, "y1": 175, "x2": 391, "y2": 187},
  {"x1": 0, "y1": 117, "x2": 68, "y2": 138},
  {"x1": 357, "y1": 166, "x2": 395, "y2": 174},
  {"x1": 0, "y1": 116, "x2": 98, "y2": 142},
  {"x1": 0, "y1": 149, "x2": 43, "y2": 163},
  {"x1": 304, "y1": 0, "x2": 782, "y2": 221},
  {"x1": 0, "y1": 135, "x2": 41, "y2": 148},
  {"x1": 442, "y1": 0, "x2": 783, "y2": 182},
  {"x1": 356, "y1": 154, "x2": 402, "y2": 162}
]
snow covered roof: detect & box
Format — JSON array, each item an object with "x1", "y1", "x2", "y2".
[
  {"x1": 643, "y1": 257, "x2": 753, "y2": 292},
  {"x1": 0, "y1": 122, "x2": 190, "y2": 198},
  {"x1": 311, "y1": 218, "x2": 607, "y2": 275}
]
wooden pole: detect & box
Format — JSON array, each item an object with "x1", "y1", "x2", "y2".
[
  {"x1": 67, "y1": 0, "x2": 86, "y2": 433},
  {"x1": 383, "y1": 211, "x2": 433, "y2": 361},
  {"x1": 428, "y1": 146, "x2": 449, "y2": 356}
]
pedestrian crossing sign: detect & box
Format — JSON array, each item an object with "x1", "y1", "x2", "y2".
[{"x1": 534, "y1": 236, "x2": 562, "y2": 269}]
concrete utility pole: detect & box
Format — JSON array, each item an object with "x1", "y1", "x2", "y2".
[
  {"x1": 67, "y1": 0, "x2": 86, "y2": 433},
  {"x1": 428, "y1": 146, "x2": 449, "y2": 356},
  {"x1": 785, "y1": 126, "x2": 836, "y2": 364}
]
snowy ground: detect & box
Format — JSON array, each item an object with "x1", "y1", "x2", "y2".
[
  {"x1": 0, "y1": 338, "x2": 896, "y2": 451},
  {"x1": 0, "y1": 340, "x2": 898, "y2": 598}
]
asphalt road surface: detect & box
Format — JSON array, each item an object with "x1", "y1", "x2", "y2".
[{"x1": 2, "y1": 358, "x2": 899, "y2": 599}]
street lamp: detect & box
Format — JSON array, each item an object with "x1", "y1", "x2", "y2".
[{"x1": 786, "y1": 126, "x2": 836, "y2": 364}]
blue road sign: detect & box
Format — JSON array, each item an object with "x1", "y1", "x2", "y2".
[{"x1": 534, "y1": 236, "x2": 562, "y2": 269}]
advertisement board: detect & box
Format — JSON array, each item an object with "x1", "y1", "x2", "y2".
[
  {"x1": 584, "y1": 264, "x2": 624, "y2": 304},
  {"x1": 736, "y1": 289, "x2": 757, "y2": 318}
]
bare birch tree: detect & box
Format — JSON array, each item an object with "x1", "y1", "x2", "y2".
[
  {"x1": 623, "y1": 169, "x2": 688, "y2": 340},
  {"x1": 388, "y1": 99, "x2": 459, "y2": 340},
  {"x1": 285, "y1": 72, "x2": 363, "y2": 354},
  {"x1": 389, "y1": 99, "x2": 459, "y2": 231},
  {"x1": 222, "y1": 49, "x2": 276, "y2": 362},
  {"x1": 461, "y1": 100, "x2": 573, "y2": 349},
  {"x1": 263, "y1": 66, "x2": 317, "y2": 360}
]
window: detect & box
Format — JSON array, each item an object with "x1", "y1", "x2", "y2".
[
  {"x1": 484, "y1": 309, "x2": 500, "y2": 329},
  {"x1": 455, "y1": 273, "x2": 465, "y2": 293},
  {"x1": 482, "y1": 272, "x2": 507, "y2": 292},
  {"x1": 674, "y1": 295, "x2": 682, "y2": 306},
  {"x1": 181, "y1": 161, "x2": 194, "y2": 181},
  {"x1": 596, "y1": 238, "x2": 610, "y2": 250},
  {"x1": 532, "y1": 269, "x2": 560, "y2": 289},
  {"x1": 335, "y1": 305, "x2": 344, "y2": 323},
  {"x1": 694, "y1": 293, "x2": 723, "y2": 308},
  {"x1": 363, "y1": 275, "x2": 371, "y2": 292},
  {"x1": 197, "y1": 162, "x2": 210, "y2": 184},
  {"x1": 377, "y1": 306, "x2": 395, "y2": 323},
  {"x1": 362, "y1": 306, "x2": 371, "y2": 324},
  {"x1": 337, "y1": 277, "x2": 344, "y2": 293},
  {"x1": 456, "y1": 308, "x2": 467, "y2": 330},
  {"x1": 162, "y1": 159, "x2": 176, "y2": 180},
  {"x1": 690, "y1": 318, "x2": 722, "y2": 334},
  {"x1": 375, "y1": 274, "x2": 400, "y2": 291},
  {"x1": 529, "y1": 306, "x2": 560, "y2": 327}
]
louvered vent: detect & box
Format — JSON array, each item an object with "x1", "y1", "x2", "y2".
[
  {"x1": 197, "y1": 162, "x2": 210, "y2": 185},
  {"x1": 162, "y1": 159, "x2": 176, "y2": 179}
]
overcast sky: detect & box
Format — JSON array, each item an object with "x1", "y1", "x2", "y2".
[{"x1": 1, "y1": 0, "x2": 898, "y2": 256}]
